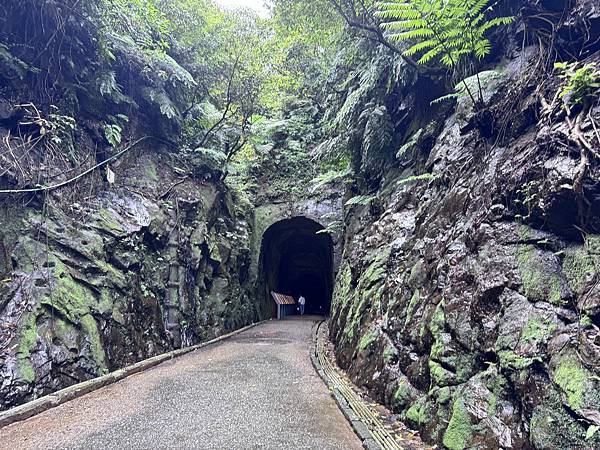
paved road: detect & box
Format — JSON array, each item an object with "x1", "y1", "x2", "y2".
[{"x1": 0, "y1": 318, "x2": 362, "y2": 450}]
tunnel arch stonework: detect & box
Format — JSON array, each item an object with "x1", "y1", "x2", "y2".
[{"x1": 250, "y1": 199, "x2": 343, "y2": 319}]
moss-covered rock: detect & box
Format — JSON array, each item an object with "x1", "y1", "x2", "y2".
[
  {"x1": 563, "y1": 245, "x2": 597, "y2": 294},
  {"x1": 550, "y1": 349, "x2": 600, "y2": 416},
  {"x1": 80, "y1": 314, "x2": 107, "y2": 372},
  {"x1": 358, "y1": 328, "x2": 378, "y2": 352},
  {"x1": 393, "y1": 376, "x2": 420, "y2": 410},
  {"x1": 16, "y1": 312, "x2": 38, "y2": 384},
  {"x1": 443, "y1": 397, "x2": 473, "y2": 450},
  {"x1": 40, "y1": 259, "x2": 93, "y2": 322},
  {"x1": 405, "y1": 397, "x2": 430, "y2": 428},
  {"x1": 529, "y1": 387, "x2": 597, "y2": 449},
  {"x1": 562, "y1": 237, "x2": 600, "y2": 315},
  {"x1": 189, "y1": 147, "x2": 227, "y2": 177},
  {"x1": 0, "y1": 149, "x2": 258, "y2": 410},
  {"x1": 383, "y1": 343, "x2": 397, "y2": 363},
  {"x1": 515, "y1": 244, "x2": 571, "y2": 306}
]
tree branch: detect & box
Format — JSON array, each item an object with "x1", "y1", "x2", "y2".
[
  {"x1": 326, "y1": 0, "x2": 428, "y2": 73},
  {"x1": 0, "y1": 137, "x2": 150, "y2": 195},
  {"x1": 198, "y1": 53, "x2": 241, "y2": 148}
]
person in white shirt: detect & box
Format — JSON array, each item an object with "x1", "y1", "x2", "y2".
[{"x1": 298, "y1": 295, "x2": 306, "y2": 315}]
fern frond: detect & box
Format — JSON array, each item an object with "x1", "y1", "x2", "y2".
[
  {"x1": 377, "y1": 6, "x2": 420, "y2": 17},
  {"x1": 396, "y1": 128, "x2": 423, "y2": 158},
  {"x1": 474, "y1": 39, "x2": 491, "y2": 59},
  {"x1": 432, "y1": 70, "x2": 502, "y2": 105},
  {"x1": 478, "y1": 16, "x2": 514, "y2": 33},
  {"x1": 315, "y1": 221, "x2": 343, "y2": 235},
  {"x1": 388, "y1": 28, "x2": 435, "y2": 42},
  {"x1": 375, "y1": 3, "x2": 417, "y2": 20},
  {"x1": 439, "y1": 29, "x2": 463, "y2": 40},
  {"x1": 141, "y1": 87, "x2": 179, "y2": 120},
  {"x1": 98, "y1": 70, "x2": 121, "y2": 97},
  {"x1": 383, "y1": 19, "x2": 429, "y2": 30},
  {"x1": 403, "y1": 39, "x2": 439, "y2": 56},
  {"x1": 311, "y1": 168, "x2": 352, "y2": 191},
  {"x1": 375, "y1": 2, "x2": 413, "y2": 11},
  {"x1": 419, "y1": 46, "x2": 445, "y2": 65},
  {"x1": 378, "y1": 9, "x2": 422, "y2": 20},
  {"x1": 345, "y1": 195, "x2": 375, "y2": 207},
  {"x1": 469, "y1": 0, "x2": 490, "y2": 16},
  {"x1": 377, "y1": 0, "x2": 509, "y2": 75},
  {"x1": 440, "y1": 52, "x2": 455, "y2": 67},
  {"x1": 445, "y1": 37, "x2": 469, "y2": 49},
  {"x1": 375, "y1": 1, "x2": 412, "y2": 7},
  {"x1": 470, "y1": 13, "x2": 486, "y2": 27},
  {"x1": 430, "y1": 91, "x2": 462, "y2": 105}
]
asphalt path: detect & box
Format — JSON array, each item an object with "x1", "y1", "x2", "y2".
[{"x1": 0, "y1": 317, "x2": 362, "y2": 450}]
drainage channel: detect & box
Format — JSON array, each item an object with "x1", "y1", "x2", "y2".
[{"x1": 313, "y1": 322, "x2": 404, "y2": 450}]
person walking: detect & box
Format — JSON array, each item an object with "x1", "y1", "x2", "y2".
[{"x1": 298, "y1": 294, "x2": 306, "y2": 316}]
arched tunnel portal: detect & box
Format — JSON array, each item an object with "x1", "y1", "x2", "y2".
[{"x1": 258, "y1": 217, "x2": 334, "y2": 318}]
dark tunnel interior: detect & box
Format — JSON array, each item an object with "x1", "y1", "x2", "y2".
[{"x1": 258, "y1": 217, "x2": 334, "y2": 317}]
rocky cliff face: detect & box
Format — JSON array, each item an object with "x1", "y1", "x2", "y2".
[
  {"x1": 0, "y1": 8, "x2": 340, "y2": 409},
  {"x1": 0, "y1": 149, "x2": 257, "y2": 409},
  {"x1": 0, "y1": 0, "x2": 261, "y2": 410},
  {"x1": 327, "y1": 1, "x2": 600, "y2": 448},
  {"x1": 1, "y1": 1, "x2": 599, "y2": 448}
]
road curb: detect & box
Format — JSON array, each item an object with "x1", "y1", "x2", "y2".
[
  {"x1": 0, "y1": 320, "x2": 268, "y2": 429},
  {"x1": 310, "y1": 321, "x2": 382, "y2": 450}
]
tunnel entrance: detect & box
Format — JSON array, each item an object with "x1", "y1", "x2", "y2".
[{"x1": 258, "y1": 217, "x2": 334, "y2": 318}]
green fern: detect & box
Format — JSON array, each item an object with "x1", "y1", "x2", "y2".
[
  {"x1": 375, "y1": 0, "x2": 513, "y2": 103},
  {"x1": 97, "y1": 69, "x2": 136, "y2": 106},
  {"x1": 104, "y1": 124, "x2": 123, "y2": 147},
  {"x1": 148, "y1": 51, "x2": 196, "y2": 88},
  {"x1": 316, "y1": 221, "x2": 343, "y2": 235},
  {"x1": 196, "y1": 101, "x2": 223, "y2": 129},
  {"x1": 554, "y1": 62, "x2": 600, "y2": 107},
  {"x1": 0, "y1": 43, "x2": 39, "y2": 79},
  {"x1": 396, "y1": 128, "x2": 423, "y2": 159},
  {"x1": 345, "y1": 194, "x2": 376, "y2": 207},
  {"x1": 141, "y1": 87, "x2": 179, "y2": 120},
  {"x1": 332, "y1": 60, "x2": 384, "y2": 132},
  {"x1": 310, "y1": 168, "x2": 352, "y2": 191}
]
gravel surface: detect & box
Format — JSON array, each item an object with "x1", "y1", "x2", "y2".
[{"x1": 0, "y1": 317, "x2": 362, "y2": 450}]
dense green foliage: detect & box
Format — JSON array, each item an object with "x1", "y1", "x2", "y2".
[
  {"x1": 554, "y1": 62, "x2": 600, "y2": 108},
  {"x1": 375, "y1": 0, "x2": 513, "y2": 66},
  {"x1": 269, "y1": 0, "x2": 343, "y2": 105},
  {"x1": 375, "y1": 0, "x2": 512, "y2": 104},
  {"x1": 0, "y1": 0, "x2": 520, "y2": 190}
]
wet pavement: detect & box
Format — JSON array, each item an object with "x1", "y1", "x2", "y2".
[{"x1": 0, "y1": 317, "x2": 362, "y2": 450}]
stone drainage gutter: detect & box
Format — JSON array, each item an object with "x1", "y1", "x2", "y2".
[
  {"x1": 0, "y1": 320, "x2": 266, "y2": 429},
  {"x1": 311, "y1": 321, "x2": 404, "y2": 450}
]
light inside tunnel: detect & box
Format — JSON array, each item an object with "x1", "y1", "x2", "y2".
[{"x1": 258, "y1": 217, "x2": 334, "y2": 317}]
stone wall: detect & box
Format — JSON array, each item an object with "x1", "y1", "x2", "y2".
[
  {"x1": 0, "y1": 149, "x2": 257, "y2": 410},
  {"x1": 327, "y1": 1, "x2": 600, "y2": 448}
]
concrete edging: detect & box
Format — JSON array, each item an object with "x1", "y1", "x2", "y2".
[
  {"x1": 0, "y1": 320, "x2": 268, "y2": 429},
  {"x1": 310, "y1": 321, "x2": 381, "y2": 450}
]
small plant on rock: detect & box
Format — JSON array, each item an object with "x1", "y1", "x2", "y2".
[
  {"x1": 104, "y1": 124, "x2": 123, "y2": 147},
  {"x1": 554, "y1": 62, "x2": 600, "y2": 109},
  {"x1": 552, "y1": 62, "x2": 599, "y2": 198}
]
